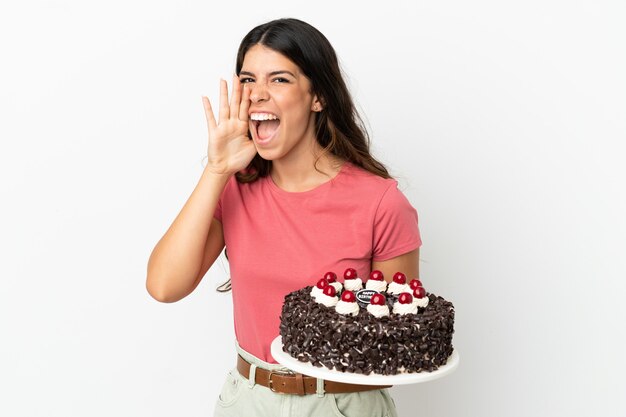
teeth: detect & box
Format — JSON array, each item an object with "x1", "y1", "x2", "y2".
[{"x1": 250, "y1": 113, "x2": 279, "y2": 121}]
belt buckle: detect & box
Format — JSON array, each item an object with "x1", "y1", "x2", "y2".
[{"x1": 267, "y1": 370, "x2": 294, "y2": 394}]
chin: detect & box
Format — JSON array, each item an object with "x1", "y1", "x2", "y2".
[{"x1": 254, "y1": 147, "x2": 280, "y2": 161}]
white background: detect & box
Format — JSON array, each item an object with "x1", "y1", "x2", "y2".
[{"x1": 1, "y1": 1, "x2": 625, "y2": 416}]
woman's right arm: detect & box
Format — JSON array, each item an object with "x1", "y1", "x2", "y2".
[
  {"x1": 146, "y1": 76, "x2": 255, "y2": 303},
  {"x1": 146, "y1": 169, "x2": 229, "y2": 303}
]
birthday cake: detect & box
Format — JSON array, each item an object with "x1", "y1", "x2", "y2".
[{"x1": 279, "y1": 268, "x2": 455, "y2": 375}]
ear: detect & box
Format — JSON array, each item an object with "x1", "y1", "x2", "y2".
[{"x1": 311, "y1": 95, "x2": 324, "y2": 112}]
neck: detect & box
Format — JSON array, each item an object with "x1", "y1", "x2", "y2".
[{"x1": 271, "y1": 143, "x2": 344, "y2": 192}]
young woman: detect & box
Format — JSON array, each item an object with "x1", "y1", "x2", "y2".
[{"x1": 147, "y1": 18, "x2": 421, "y2": 417}]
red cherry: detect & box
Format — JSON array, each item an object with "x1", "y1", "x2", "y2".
[
  {"x1": 341, "y1": 290, "x2": 356, "y2": 302},
  {"x1": 316, "y1": 279, "x2": 329, "y2": 290},
  {"x1": 409, "y1": 279, "x2": 423, "y2": 290},
  {"x1": 324, "y1": 271, "x2": 337, "y2": 283},
  {"x1": 344, "y1": 268, "x2": 358, "y2": 280},
  {"x1": 393, "y1": 272, "x2": 407, "y2": 284},
  {"x1": 398, "y1": 292, "x2": 413, "y2": 304},
  {"x1": 370, "y1": 293, "x2": 386, "y2": 306},
  {"x1": 413, "y1": 287, "x2": 426, "y2": 299},
  {"x1": 369, "y1": 270, "x2": 384, "y2": 281},
  {"x1": 323, "y1": 285, "x2": 337, "y2": 297}
]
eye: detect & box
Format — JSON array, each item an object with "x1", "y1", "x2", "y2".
[
  {"x1": 273, "y1": 77, "x2": 290, "y2": 83},
  {"x1": 239, "y1": 77, "x2": 254, "y2": 84}
]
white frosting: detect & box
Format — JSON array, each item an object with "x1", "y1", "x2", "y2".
[
  {"x1": 392, "y1": 302, "x2": 418, "y2": 315},
  {"x1": 365, "y1": 280, "x2": 387, "y2": 292},
  {"x1": 329, "y1": 282, "x2": 343, "y2": 293},
  {"x1": 335, "y1": 300, "x2": 359, "y2": 316},
  {"x1": 343, "y1": 278, "x2": 363, "y2": 292},
  {"x1": 316, "y1": 293, "x2": 338, "y2": 307},
  {"x1": 310, "y1": 286, "x2": 323, "y2": 299},
  {"x1": 412, "y1": 295, "x2": 429, "y2": 308},
  {"x1": 387, "y1": 282, "x2": 410, "y2": 295},
  {"x1": 367, "y1": 304, "x2": 390, "y2": 318}
]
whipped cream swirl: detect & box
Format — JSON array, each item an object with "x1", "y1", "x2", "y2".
[
  {"x1": 329, "y1": 282, "x2": 343, "y2": 293},
  {"x1": 335, "y1": 300, "x2": 359, "y2": 316},
  {"x1": 343, "y1": 278, "x2": 363, "y2": 292},
  {"x1": 315, "y1": 293, "x2": 338, "y2": 307},
  {"x1": 367, "y1": 304, "x2": 390, "y2": 318},
  {"x1": 392, "y1": 302, "x2": 417, "y2": 315},
  {"x1": 310, "y1": 286, "x2": 323, "y2": 299},
  {"x1": 412, "y1": 295, "x2": 429, "y2": 308},
  {"x1": 387, "y1": 282, "x2": 410, "y2": 295},
  {"x1": 365, "y1": 280, "x2": 387, "y2": 292}
]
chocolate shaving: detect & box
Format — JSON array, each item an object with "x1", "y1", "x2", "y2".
[{"x1": 280, "y1": 287, "x2": 455, "y2": 375}]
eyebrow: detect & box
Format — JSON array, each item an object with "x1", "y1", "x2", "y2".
[{"x1": 239, "y1": 70, "x2": 297, "y2": 78}]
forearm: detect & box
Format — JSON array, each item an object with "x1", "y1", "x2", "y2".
[
  {"x1": 371, "y1": 248, "x2": 420, "y2": 282},
  {"x1": 146, "y1": 167, "x2": 230, "y2": 301}
]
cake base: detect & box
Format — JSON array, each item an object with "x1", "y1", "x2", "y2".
[{"x1": 271, "y1": 336, "x2": 459, "y2": 385}]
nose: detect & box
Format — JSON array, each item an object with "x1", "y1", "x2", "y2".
[{"x1": 248, "y1": 82, "x2": 269, "y2": 103}]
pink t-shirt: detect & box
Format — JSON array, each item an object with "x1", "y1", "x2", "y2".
[{"x1": 214, "y1": 162, "x2": 421, "y2": 362}]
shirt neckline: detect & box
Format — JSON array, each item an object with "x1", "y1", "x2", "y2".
[{"x1": 266, "y1": 161, "x2": 351, "y2": 197}]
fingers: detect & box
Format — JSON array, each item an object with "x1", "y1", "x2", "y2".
[
  {"x1": 207, "y1": 77, "x2": 249, "y2": 129},
  {"x1": 218, "y1": 79, "x2": 229, "y2": 123},
  {"x1": 202, "y1": 96, "x2": 217, "y2": 132},
  {"x1": 239, "y1": 83, "x2": 251, "y2": 121},
  {"x1": 229, "y1": 74, "x2": 242, "y2": 119},
  {"x1": 231, "y1": 74, "x2": 251, "y2": 122}
]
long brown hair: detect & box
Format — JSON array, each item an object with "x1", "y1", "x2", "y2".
[
  {"x1": 234, "y1": 18, "x2": 390, "y2": 183},
  {"x1": 217, "y1": 18, "x2": 391, "y2": 293}
]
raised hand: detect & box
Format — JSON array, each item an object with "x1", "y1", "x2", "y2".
[{"x1": 202, "y1": 75, "x2": 257, "y2": 176}]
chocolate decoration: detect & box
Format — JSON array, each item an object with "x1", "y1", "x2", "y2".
[
  {"x1": 355, "y1": 289, "x2": 379, "y2": 308},
  {"x1": 279, "y1": 286, "x2": 455, "y2": 375}
]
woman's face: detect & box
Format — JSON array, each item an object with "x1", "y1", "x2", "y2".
[{"x1": 240, "y1": 44, "x2": 321, "y2": 162}]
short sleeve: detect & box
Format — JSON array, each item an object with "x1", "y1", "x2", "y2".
[{"x1": 372, "y1": 182, "x2": 422, "y2": 261}]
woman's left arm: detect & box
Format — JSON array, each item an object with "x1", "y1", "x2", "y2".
[{"x1": 371, "y1": 248, "x2": 420, "y2": 282}]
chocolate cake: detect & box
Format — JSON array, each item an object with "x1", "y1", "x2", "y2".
[{"x1": 279, "y1": 269, "x2": 455, "y2": 375}]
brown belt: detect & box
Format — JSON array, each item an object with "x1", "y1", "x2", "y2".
[{"x1": 236, "y1": 355, "x2": 391, "y2": 395}]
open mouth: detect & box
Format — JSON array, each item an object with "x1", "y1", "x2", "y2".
[{"x1": 250, "y1": 113, "x2": 281, "y2": 143}]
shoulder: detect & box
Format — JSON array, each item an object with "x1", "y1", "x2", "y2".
[
  {"x1": 217, "y1": 174, "x2": 269, "y2": 214},
  {"x1": 338, "y1": 162, "x2": 399, "y2": 196},
  {"x1": 340, "y1": 164, "x2": 417, "y2": 215}
]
